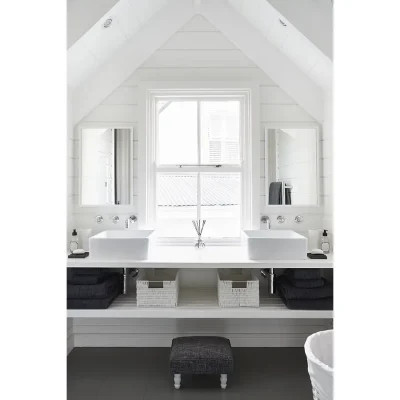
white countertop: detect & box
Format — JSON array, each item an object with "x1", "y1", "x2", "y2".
[{"x1": 67, "y1": 246, "x2": 333, "y2": 268}]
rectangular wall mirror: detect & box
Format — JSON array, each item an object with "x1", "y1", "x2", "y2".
[
  {"x1": 265, "y1": 125, "x2": 319, "y2": 207},
  {"x1": 80, "y1": 127, "x2": 133, "y2": 206}
]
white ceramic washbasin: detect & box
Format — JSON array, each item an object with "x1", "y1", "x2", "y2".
[
  {"x1": 243, "y1": 230, "x2": 308, "y2": 260},
  {"x1": 89, "y1": 230, "x2": 155, "y2": 260}
]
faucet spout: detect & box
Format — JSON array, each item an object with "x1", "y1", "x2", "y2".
[
  {"x1": 125, "y1": 215, "x2": 137, "y2": 229},
  {"x1": 261, "y1": 216, "x2": 271, "y2": 229}
]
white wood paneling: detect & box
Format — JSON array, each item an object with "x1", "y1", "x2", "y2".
[
  {"x1": 179, "y1": 14, "x2": 218, "y2": 31},
  {"x1": 84, "y1": 105, "x2": 138, "y2": 122},
  {"x1": 322, "y1": 157, "x2": 332, "y2": 177},
  {"x1": 72, "y1": 0, "x2": 195, "y2": 124},
  {"x1": 261, "y1": 105, "x2": 314, "y2": 122},
  {"x1": 320, "y1": 177, "x2": 332, "y2": 197},
  {"x1": 78, "y1": 27, "x2": 320, "y2": 232},
  {"x1": 102, "y1": 86, "x2": 138, "y2": 105},
  {"x1": 201, "y1": 2, "x2": 324, "y2": 122},
  {"x1": 162, "y1": 32, "x2": 237, "y2": 50},
  {"x1": 69, "y1": 24, "x2": 331, "y2": 350},
  {"x1": 260, "y1": 86, "x2": 296, "y2": 104},
  {"x1": 73, "y1": 334, "x2": 311, "y2": 348},
  {"x1": 322, "y1": 138, "x2": 333, "y2": 158},
  {"x1": 125, "y1": 67, "x2": 276, "y2": 84},
  {"x1": 322, "y1": 90, "x2": 333, "y2": 231},
  {"x1": 72, "y1": 318, "x2": 331, "y2": 347},
  {"x1": 141, "y1": 49, "x2": 257, "y2": 68}
]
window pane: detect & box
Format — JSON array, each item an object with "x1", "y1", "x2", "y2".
[
  {"x1": 200, "y1": 101, "x2": 241, "y2": 164},
  {"x1": 158, "y1": 101, "x2": 198, "y2": 165},
  {"x1": 157, "y1": 173, "x2": 198, "y2": 237},
  {"x1": 200, "y1": 173, "x2": 241, "y2": 238}
]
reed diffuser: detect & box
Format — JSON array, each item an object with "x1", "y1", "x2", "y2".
[{"x1": 192, "y1": 220, "x2": 206, "y2": 248}]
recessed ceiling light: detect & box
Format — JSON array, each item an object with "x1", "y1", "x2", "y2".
[
  {"x1": 103, "y1": 18, "x2": 113, "y2": 28},
  {"x1": 279, "y1": 19, "x2": 287, "y2": 27}
]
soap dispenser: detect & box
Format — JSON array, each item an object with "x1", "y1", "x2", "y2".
[
  {"x1": 69, "y1": 229, "x2": 79, "y2": 253},
  {"x1": 321, "y1": 230, "x2": 330, "y2": 254}
]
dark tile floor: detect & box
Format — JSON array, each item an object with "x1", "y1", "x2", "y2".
[{"x1": 68, "y1": 347, "x2": 313, "y2": 400}]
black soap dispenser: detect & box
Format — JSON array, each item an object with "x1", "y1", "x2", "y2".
[
  {"x1": 321, "y1": 230, "x2": 330, "y2": 254},
  {"x1": 69, "y1": 229, "x2": 79, "y2": 253}
]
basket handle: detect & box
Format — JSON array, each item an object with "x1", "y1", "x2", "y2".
[
  {"x1": 148, "y1": 281, "x2": 164, "y2": 289},
  {"x1": 232, "y1": 282, "x2": 247, "y2": 289}
]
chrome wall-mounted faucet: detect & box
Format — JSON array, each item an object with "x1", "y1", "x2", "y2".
[
  {"x1": 261, "y1": 216, "x2": 271, "y2": 229},
  {"x1": 125, "y1": 215, "x2": 137, "y2": 229}
]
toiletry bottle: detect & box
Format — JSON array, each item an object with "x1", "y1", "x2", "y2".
[
  {"x1": 70, "y1": 229, "x2": 79, "y2": 253},
  {"x1": 321, "y1": 230, "x2": 330, "y2": 254}
]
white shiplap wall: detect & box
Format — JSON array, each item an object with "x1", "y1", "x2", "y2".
[
  {"x1": 68, "y1": 15, "x2": 332, "y2": 348},
  {"x1": 72, "y1": 14, "x2": 322, "y2": 232},
  {"x1": 73, "y1": 318, "x2": 331, "y2": 348},
  {"x1": 322, "y1": 90, "x2": 333, "y2": 238},
  {"x1": 67, "y1": 86, "x2": 76, "y2": 246}
]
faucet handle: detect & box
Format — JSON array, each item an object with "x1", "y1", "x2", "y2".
[
  {"x1": 295, "y1": 215, "x2": 304, "y2": 224},
  {"x1": 277, "y1": 215, "x2": 286, "y2": 224},
  {"x1": 128, "y1": 215, "x2": 137, "y2": 223},
  {"x1": 261, "y1": 216, "x2": 270, "y2": 224},
  {"x1": 111, "y1": 216, "x2": 120, "y2": 224}
]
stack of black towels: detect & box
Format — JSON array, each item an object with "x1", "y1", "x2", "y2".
[
  {"x1": 276, "y1": 269, "x2": 333, "y2": 310},
  {"x1": 67, "y1": 268, "x2": 123, "y2": 309}
]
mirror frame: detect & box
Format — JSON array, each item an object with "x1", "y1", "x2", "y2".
[
  {"x1": 263, "y1": 122, "x2": 321, "y2": 211},
  {"x1": 77, "y1": 122, "x2": 135, "y2": 213}
]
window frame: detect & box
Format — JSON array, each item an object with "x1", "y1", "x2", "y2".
[{"x1": 138, "y1": 82, "x2": 260, "y2": 245}]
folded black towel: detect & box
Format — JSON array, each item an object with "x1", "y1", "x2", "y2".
[
  {"x1": 284, "y1": 268, "x2": 321, "y2": 280},
  {"x1": 276, "y1": 276, "x2": 333, "y2": 300},
  {"x1": 307, "y1": 253, "x2": 327, "y2": 260},
  {"x1": 67, "y1": 275, "x2": 122, "y2": 299},
  {"x1": 286, "y1": 277, "x2": 325, "y2": 288},
  {"x1": 67, "y1": 268, "x2": 119, "y2": 285},
  {"x1": 269, "y1": 182, "x2": 282, "y2": 205},
  {"x1": 278, "y1": 288, "x2": 333, "y2": 310},
  {"x1": 285, "y1": 187, "x2": 292, "y2": 205},
  {"x1": 67, "y1": 284, "x2": 121, "y2": 309}
]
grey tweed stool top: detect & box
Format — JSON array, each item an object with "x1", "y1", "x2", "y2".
[{"x1": 169, "y1": 336, "x2": 234, "y2": 389}]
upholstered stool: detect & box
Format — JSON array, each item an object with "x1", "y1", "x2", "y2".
[{"x1": 169, "y1": 336, "x2": 234, "y2": 389}]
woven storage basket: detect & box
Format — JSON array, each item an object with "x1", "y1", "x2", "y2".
[
  {"x1": 218, "y1": 269, "x2": 259, "y2": 307},
  {"x1": 136, "y1": 269, "x2": 179, "y2": 307},
  {"x1": 304, "y1": 330, "x2": 333, "y2": 400}
]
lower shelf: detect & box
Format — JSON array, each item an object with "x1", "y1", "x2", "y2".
[{"x1": 67, "y1": 288, "x2": 333, "y2": 319}]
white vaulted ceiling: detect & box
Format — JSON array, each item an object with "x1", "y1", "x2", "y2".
[
  {"x1": 268, "y1": 0, "x2": 333, "y2": 59},
  {"x1": 67, "y1": 0, "x2": 120, "y2": 48},
  {"x1": 68, "y1": 0, "x2": 332, "y2": 124},
  {"x1": 228, "y1": 0, "x2": 332, "y2": 89},
  {"x1": 68, "y1": 0, "x2": 168, "y2": 88}
]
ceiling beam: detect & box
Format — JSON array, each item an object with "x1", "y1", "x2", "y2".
[
  {"x1": 268, "y1": 0, "x2": 333, "y2": 60},
  {"x1": 199, "y1": 1, "x2": 324, "y2": 122},
  {"x1": 72, "y1": 0, "x2": 195, "y2": 125}
]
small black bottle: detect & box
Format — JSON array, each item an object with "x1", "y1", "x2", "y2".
[
  {"x1": 69, "y1": 229, "x2": 79, "y2": 253},
  {"x1": 321, "y1": 230, "x2": 330, "y2": 254}
]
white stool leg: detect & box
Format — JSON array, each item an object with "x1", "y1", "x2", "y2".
[
  {"x1": 174, "y1": 374, "x2": 181, "y2": 389},
  {"x1": 220, "y1": 374, "x2": 227, "y2": 389}
]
